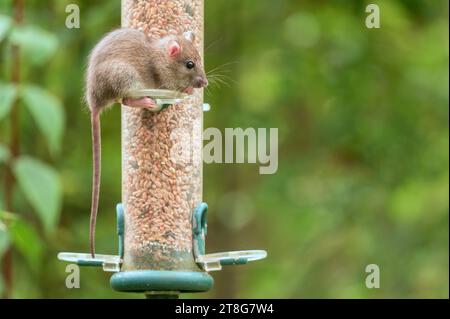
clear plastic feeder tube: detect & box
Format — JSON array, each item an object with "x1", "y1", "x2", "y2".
[{"x1": 121, "y1": 0, "x2": 204, "y2": 271}]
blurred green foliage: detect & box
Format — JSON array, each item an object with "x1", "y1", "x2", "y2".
[{"x1": 0, "y1": 0, "x2": 448, "y2": 298}]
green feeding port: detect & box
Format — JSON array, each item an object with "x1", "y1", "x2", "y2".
[{"x1": 57, "y1": 202, "x2": 267, "y2": 296}]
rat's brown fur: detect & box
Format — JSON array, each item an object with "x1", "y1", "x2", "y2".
[
  {"x1": 86, "y1": 28, "x2": 205, "y2": 111},
  {"x1": 85, "y1": 28, "x2": 207, "y2": 257}
]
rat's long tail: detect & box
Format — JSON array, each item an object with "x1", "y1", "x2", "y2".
[{"x1": 90, "y1": 110, "x2": 101, "y2": 258}]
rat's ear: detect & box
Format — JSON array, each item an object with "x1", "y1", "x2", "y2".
[
  {"x1": 183, "y1": 31, "x2": 195, "y2": 43},
  {"x1": 167, "y1": 39, "x2": 182, "y2": 57}
]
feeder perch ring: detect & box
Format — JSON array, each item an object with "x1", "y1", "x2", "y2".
[
  {"x1": 192, "y1": 202, "x2": 268, "y2": 272},
  {"x1": 126, "y1": 89, "x2": 188, "y2": 112},
  {"x1": 57, "y1": 252, "x2": 121, "y2": 272}
]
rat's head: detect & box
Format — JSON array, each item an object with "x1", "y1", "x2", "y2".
[{"x1": 158, "y1": 31, "x2": 208, "y2": 94}]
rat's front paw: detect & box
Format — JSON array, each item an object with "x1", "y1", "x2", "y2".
[{"x1": 122, "y1": 97, "x2": 157, "y2": 109}]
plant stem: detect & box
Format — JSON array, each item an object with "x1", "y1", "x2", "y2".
[{"x1": 1, "y1": 0, "x2": 23, "y2": 299}]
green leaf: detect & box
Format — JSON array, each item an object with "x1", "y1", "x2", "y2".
[
  {"x1": 0, "y1": 221, "x2": 10, "y2": 258},
  {"x1": 21, "y1": 85, "x2": 65, "y2": 155},
  {"x1": 0, "y1": 217, "x2": 10, "y2": 297},
  {"x1": 0, "y1": 274, "x2": 3, "y2": 296},
  {"x1": 13, "y1": 156, "x2": 62, "y2": 234},
  {"x1": 9, "y1": 25, "x2": 58, "y2": 65},
  {"x1": 9, "y1": 219, "x2": 44, "y2": 271},
  {"x1": 0, "y1": 210, "x2": 18, "y2": 223},
  {"x1": 0, "y1": 212, "x2": 40, "y2": 271},
  {"x1": 0, "y1": 144, "x2": 10, "y2": 163},
  {"x1": 0, "y1": 83, "x2": 17, "y2": 120},
  {"x1": 0, "y1": 15, "x2": 12, "y2": 42}
]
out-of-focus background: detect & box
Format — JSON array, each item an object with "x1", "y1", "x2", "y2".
[{"x1": 0, "y1": 0, "x2": 448, "y2": 298}]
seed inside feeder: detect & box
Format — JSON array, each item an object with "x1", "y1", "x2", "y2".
[{"x1": 121, "y1": 0, "x2": 204, "y2": 271}]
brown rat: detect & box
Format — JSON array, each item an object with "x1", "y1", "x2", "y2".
[{"x1": 85, "y1": 28, "x2": 208, "y2": 257}]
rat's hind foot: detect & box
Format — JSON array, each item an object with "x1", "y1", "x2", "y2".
[{"x1": 122, "y1": 97, "x2": 157, "y2": 109}]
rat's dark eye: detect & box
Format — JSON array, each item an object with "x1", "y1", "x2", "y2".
[{"x1": 186, "y1": 60, "x2": 195, "y2": 69}]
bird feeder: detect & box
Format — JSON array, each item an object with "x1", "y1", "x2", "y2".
[{"x1": 58, "y1": 0, "x2": 266, "y2": 298}]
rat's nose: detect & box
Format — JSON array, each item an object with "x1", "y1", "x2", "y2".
[{"x1": 196, "y1": 77, "x2": 208, "y2": 88}]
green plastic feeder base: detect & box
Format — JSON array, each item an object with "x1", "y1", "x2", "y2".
[{"x1": 110, "y1": 270, "x2": 214, "y2": 294}]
